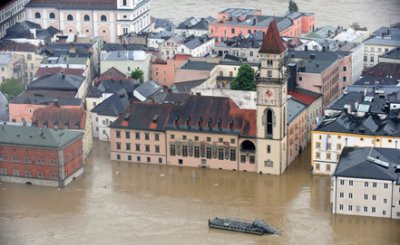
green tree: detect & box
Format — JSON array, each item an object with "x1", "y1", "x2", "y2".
[
  {"x1": 0, "y1": 78, "x2": 23, "y2": 99},
  {"x1": 230, "y1": 64, "x2": 256, "y2": 91},
  {"x1": 131, "y1": 68, "x2": 144, "y2": 82},
  {"x1": 288, "y1": 0, "x2": 299, "y2": 12}
]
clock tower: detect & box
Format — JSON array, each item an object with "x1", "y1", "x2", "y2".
[{"x1": 256, "y1": 20, "x2": 288, "y2": 175}]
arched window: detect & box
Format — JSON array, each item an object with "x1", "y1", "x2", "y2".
[
  {"x1": 35, "y1": 12, "x2": 41, "y2": 19},
  {"x1": 264, "y1": 109, "x2": 273, "y2": 138},
  {"x1": 101, "y1": 15, "x2": 107, "y2": 22},
  {"x1": 67, "y1": 14, "x2": 73, "y2": 21},
  {"x1": 49, "y1": 13, "x2": 55, "y2": 19},
  {"x1": 84, "y1": 15, "x2": 90, "y2": 21}
]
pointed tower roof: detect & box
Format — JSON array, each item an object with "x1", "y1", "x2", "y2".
[{"x1": 259, "y1": 21, "x2": 285, "y2": 54}]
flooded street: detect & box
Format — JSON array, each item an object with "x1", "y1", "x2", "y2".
[{"x1": 0, "y1": 140, "x2": 399, "y2": 244}]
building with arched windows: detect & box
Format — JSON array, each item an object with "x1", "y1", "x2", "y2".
[{"x1": 24, "y1": 0, "x2": 151, "y2": 43}]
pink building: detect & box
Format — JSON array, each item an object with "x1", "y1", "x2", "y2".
[
  {"x1": 151, "y1": 55, "x2": 190, "y2": 87},
  {"x1": 210, "y1": 8, "x2": 315, "y2": 43}
]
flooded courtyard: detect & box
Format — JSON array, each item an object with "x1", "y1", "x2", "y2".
[{"x1": 0, "y1": 140, "x2": 399, "y2": 245}]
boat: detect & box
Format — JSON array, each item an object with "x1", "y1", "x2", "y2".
[{"x1": 208, "y1": 217, "x2": 279, "y2": 235}]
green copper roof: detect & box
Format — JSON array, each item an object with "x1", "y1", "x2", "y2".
[{"x1": 0, "y1": 125, "x2": 83, "y2": 149}]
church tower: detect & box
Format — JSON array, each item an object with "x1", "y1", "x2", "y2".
[{"x1": 256, "y1": 21, "x2": 288, "y2": 175}]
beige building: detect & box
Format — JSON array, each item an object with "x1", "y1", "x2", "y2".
[
  {"x1": 0, "y1": 41, "x2": 44, "y2": 84},
  {"x1": 25, "y1": 0, "x2": 151, "y2": 43},
  {"x1": 0, "y1": 52, "x2": 25, "y2": 84},
  {"x1": 101, "y1": 50, "x2": 151, "y2": 81},
  {"x1": 287, "y1": 98, "x2": 308, "y2": 164},
  {"x1": 331, "y1": 147, "x2": 400, "y2": 219},
  {"x1": 363, "y1": 37, "x2": 400, "y2": 67}
]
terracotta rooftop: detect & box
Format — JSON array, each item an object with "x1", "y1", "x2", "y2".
[
  {"x1": 98, "y1": 67, "x2": 126, "y2": 80},
  {"x1": 32, "y1": 103, "x2": 86, "y2": 129},
  {"x1": 111, "y1": 95, "x2": 257, "y2": 137},
  {"x1": 34, "y1": 67, "x2": 85, "y2": 79},
  {"x1": 259, "y1": 20, "x2": 285, "y2": 54},
  {"x1": 288, "y1": 88, "x2": 321, "y2": 106},
  {"x1": 0, "y1": 41, "x2": 37, "y2": 52}
]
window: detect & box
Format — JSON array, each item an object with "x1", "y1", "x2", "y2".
[
  {"x1": 343, "y1": 76, "x2": 347, "y2": 82},
  {"x1": 116, "y1": 154, "x2": 121, "y2": 160},
  {"x1": 206, "y1": 147, "x2": 212, "y2": 159},
  {"x1": 155, "y1": 134, "x2": 159, "y2": 141},
  {"x1": 116, "y1": 131, "x2": 121, "y2": 138},
  {"x1": 267, "y1": 70, "x2": 272, "y2": 78},
  {"x1": 373, "y1": 182, "x2": 377, "y2": 188},
  {"x1": 182, "y1": 135, "x2": 187, "y2": 140},
  {"x1": 230, "y1": 149, "x2": 236, "y2": 161},
  {"x1": 340, "y1": 180, "x2": 345, "y2": 185},
  {"x1": 170, "y1": 145, "x2": 176, "y2": 156},
  {"x1": 337, "y1": 144, "x2": 342, "y2": 150},
  {"x1": 384, "y1": 183, "x2": 388, "y2": 189},
  {"x1": 182, "y1": 145, "x2": 188, "y2": 157},
  {"x1": 383, "y1": 210, "x2": 386, "y2": 215},
  {"x1": 49, "y1": 13, "x2": 55, "y2": 19},
  {"x1": 194, "y1": 146, "x2": 200, "y2": 158},
  {"x1": 343, "y1": 66, "x2": 347, "y2": 72},
  {"x1": 145, "y1": 145, "x2": 150, "y2": 152},
  {"x1": 170, "y1": 134, "x2": 175, "y2": 139},
  {"x1": 158, "y1": 158, "x2": 163, "y2": 164},
  {"x1": 207, "y1": 137, "x2": 211, "y2": 142},
  {"x1": 316, "y1": 142, "x2": 321, "y2": 149},
  {"x1": 372, "y1": 195, "x2": 376, "y2": 200},
  {"x1": 116, "y1": 142, "x2": 121, "y2": 150},
  {"x1": 339, "y1": 204, "x2": 343, "y2": 210},
  {"x1": 240, "y1": 155, "x2": 246, "y2": 163},
  {"x1": 349, "y1": 180, "x2": 353, "y2": 186},
  {"x1": 298, "y1": 76, "x2": 303, "y2": 82},
  {"x1": 145, "y1": 133, "x2": 150, "y2": 140},
  {"x1": 348, "y1": 205, "x2": 353, "y2": 211},
  {"x1": 364, "y1": 182, "x2": 368, "y2": 187},
  {"x1": 364, "y1": 194, "x2": 368, "y2": 200},
  {"x1": 230, "y1": 138, "x2": 235, "y2": 144},
  {"x1": 128, "y1": 155, "x2": 132, "y2": 161},
  {"x1": 178, "y1": 159, "x2": 183, "y2": 165},
  {"x1": 135, "y1": 132, "x2": 140, "y2": 139},
  {"x1": 326, "y1": 164, "x2": 331, "y2": 171},
  {"x1": 135, "y1": 144, "x2": 140, "y2": 151},
  {"x1": 67, "y1": 14, "x2": 73, "y2": 21},
  {"x1": 123, "y1": 0, "x2": 127, "y2": 6},
  {"x1": 231, "y1": 28, "x2": 235, "y2": 34},
  {"x1": 349, "y1": 193, "x2": 353, "y2": 198},
  {"x1": 35, "y1": 12, "x2": 41, "y2": 19},
  {"x1": 137, "y1": 156, "x2": 141, "y2": 162},
  {"x1": 265, "y1": 109, "x2": 273, "y2": 138},
  {"x1": 326, "y1": 153, "x2": 331, "y2": 160},
  {"x1": 249, "y1": 156, "x2": 255, "y2": 164},
  {"x1": 147, "y1": 157, "x2": 150, "y2": 163},
  {"x1": 364, "y1": 207, "x2": 368, "y2": 212},
  {"x1": 383, "y1": 198, "x2": 387, "y2": 204},
  {"x1": 315, "y1": 164, "x2": 320, "y2": 170},
  {"x1": 218, "y1": 138, "x2": 223, "y2": 143},
  {"x1": 101, "y1": 15, "x2": 107, "y2": 22},
  {"x1": 155, "y1": 145, "x2": 160, "y2": 153},
  {"x1": 125, "y1": 131, "x2": 130, "y2": 139},
  {"x1": 126, "y1": 143, "x2": 131, "y2": 151},
  {"x1": 218, "y1": 148, "x2": 224, "y2": 160},
  {"x1": 339, "y1": 192, "x2": 344, "y2": 198},
  {"x1": 84, "y1": 15, "x2": 90, "y2": 21},
  {"x1": 370, "y1": 56, "x2": 374, "y2": 62}
]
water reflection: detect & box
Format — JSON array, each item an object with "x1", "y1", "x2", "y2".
[{"x1": 0, "y1": 140, "x2": 399, "y2": 245}]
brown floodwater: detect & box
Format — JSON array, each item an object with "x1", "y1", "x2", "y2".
[{"x1": 0, "y1": 140, "x2": 399, "y2": 245}]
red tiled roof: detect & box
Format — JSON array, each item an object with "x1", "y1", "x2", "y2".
[
  {"x1": 288, "y1": 89, "x2": 321, "y2": 106},
  {"x1": 34, "y1": 67, "x2": 85, "y2": 79},
  {"x1": 111, "y1": 95, "x2": 257, "y2": 137},
  {"x1": 99, "y1": 67, "x2": 126, "y2": 80},
  {"x1": 0, "y1": 41, "x2": 37, "y2": 52},
  {"x1": 175, "y1": 54, "x2": 191, "y2": 61},
  {"x1": 32, "y1": 103, "x2": 86, "y2": 129},
  {"x1": 259, "y1": 21, "x2": 285, "y2": 54}
]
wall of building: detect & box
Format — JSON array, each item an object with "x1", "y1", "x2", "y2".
[
  {"x1": 8, "y1": 103, "x2": 81, "y2": 123},
  {"x1": 363, "y1": 44, "x2": 397, "y2": 68},
  {"x1": 331, "y1": 176, "x2": 400, "y2": 219},
  {"x1": 0, "y1": 0, "x2": 29, "y2": 38},
  {"x1": 151, "y1": 58, "x2": 187, "y2": 87},
  {"x1": 287, "y1": 109, "x2": 308, "y2": 164},
  {"x1": 100, "y1": 55, "x2": 151, "y2": 81},
  {"x1": 91, "y1": 113, "x2": 117, "y2": 141},
  {"x1": 311, "y1": 131, "x2": 400, "y2": 175}
]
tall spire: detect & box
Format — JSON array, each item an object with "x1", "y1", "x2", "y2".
[{"x1": 259, "y1": 20, "x2": 285, "y2": 54}]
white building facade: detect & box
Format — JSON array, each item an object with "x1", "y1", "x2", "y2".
[{"x1": 25, "y1": 0, "x2": 151, "y2": 43}]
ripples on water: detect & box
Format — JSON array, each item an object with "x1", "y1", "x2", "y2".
[
  {"x1": 0, "y1": 140, "x2": 399, "y2": 244},
  {"x1": 151, "y1": 0, "x2": 400, "y2": 31}
]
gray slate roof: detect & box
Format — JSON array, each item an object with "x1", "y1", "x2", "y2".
[
  {"x1": 287, "y1": 50, "x2": 348, "y2": 73},
  {"x1": 176, "y1": 17, "x2": 215, "y2": 31},
  {"x1": 134, "y1": 80, "x2": 162, "y2": 99},
  {"x1": 0, "y1": 125, "x2": 83, "y2": 149},
  {"x1": 180, "y1": 61, "x2": 217, "y2": 71},
  {"x1": 288, "y1": 98, "x2": 307, "y2": 123},
  {"x1": 334, "y1": 147, "x2": 400, "y2": 183},
  {"x1": 91, "y1": 90, "x2": 130, "y2": 116},
  {"x1": 28, "y1": 73, "x2": 85, "y2": 91}
]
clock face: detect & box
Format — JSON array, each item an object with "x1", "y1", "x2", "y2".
[{"x1": 260, "y1": 88, "x2": 276, "y2": 105}]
